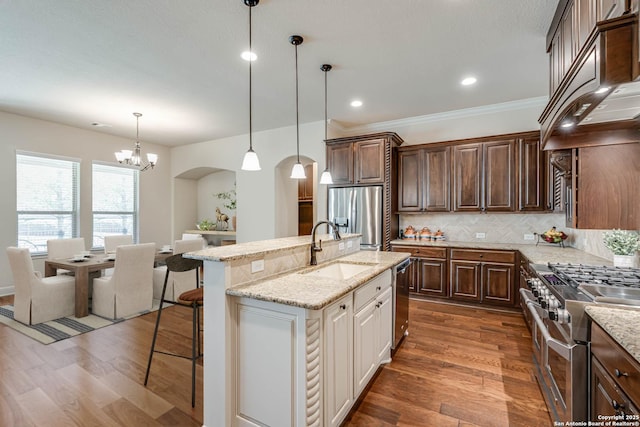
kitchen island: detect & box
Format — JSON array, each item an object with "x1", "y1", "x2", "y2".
[{"x1": 185, "y1": 234, "x2": 409, "y2": 427}]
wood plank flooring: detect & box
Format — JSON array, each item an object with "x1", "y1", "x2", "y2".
[
  {"x1": 344, "y1": 299, "x2": 552, "y2": 427},
  {"x1": 0, "y1": 296, "x2": 550, "y2": 426}
]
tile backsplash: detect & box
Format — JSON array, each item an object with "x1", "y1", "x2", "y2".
[
  {"x1": 400, "y1": 213, "x2": 566, "y2": 245},
  {"x1": 400, "y1": 213, "x2": 637, "y2": 262}
]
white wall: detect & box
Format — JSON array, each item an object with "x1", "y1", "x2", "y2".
[
  {"x1": 173, "y1": 177, "x2": 198, "y2": 241},
  {"x1": 0, "y1": 111, "x2": 172, "y2": 291},
  {"x1": 171, "y1": 121, "x2": 329, "y2": 243}
]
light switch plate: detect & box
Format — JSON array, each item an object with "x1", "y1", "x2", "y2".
[
  {"x1": 475, "y1": 232, "x2": 486, "y2": 239},
  {"x1": 524, "y1": 233, "x2": 535, "y2": 241},
  {"x1": 347, "y1": 240, "x2": 353, "y2": 249},
  {"x1": 251, "y1": 259, "x2": 264, "y2": 273},
  {"x1": 338, "y1": 242, "x2": 345, "y2": 251}
]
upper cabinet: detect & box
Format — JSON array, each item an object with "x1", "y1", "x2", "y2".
[
  {"x1": 453, "y1": 139, "x2": 515, "y2": 212},
  {"x1": 326, "y1": 133, "x2": 402, "y2": 186},
  {"x1": 540, "y1": 0, "x2": 639, "y2": 149},
  {"x1": 397, "y1": 131, "x2": 544, "y2": 214},
  {"x1": 397, "y1": 146, "x2": 450, "y2": 212}
]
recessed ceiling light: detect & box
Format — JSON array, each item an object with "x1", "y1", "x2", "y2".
[
  {"x1": 350, "y1": 100, "x2": 363, "y2": 107},
  {"x1": 461, "y1": 77, "x2": 477, "y2": 86},
  {"x1": 595, "y1": 87, "x2": 610, "y2": 94},
  {"x1": 241, "y1": 51, "x2": 257, "y2": 61}
]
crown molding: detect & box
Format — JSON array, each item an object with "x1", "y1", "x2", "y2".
[{"x1": 340, "y1": 96, "x2": 548, "y2": 135}]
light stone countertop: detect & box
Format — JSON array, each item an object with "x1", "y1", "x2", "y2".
[
  {"x1": 390, "y1": 239, "x2": 612, "y2": 266},
  {"x1": 585, "y1": 305, "x2": 640, "y2": 364},
  {"x1": 226, "y1": 251, "x2": 410, "y2": 310},
  {"x1": 186, "y1": 233, "x2": 359, "y2": 262}
]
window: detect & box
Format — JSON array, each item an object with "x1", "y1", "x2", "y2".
[
  {"x1": 92, "y1": 163, "x2": 138, "y2": 249},
  {"x1": 16, "y1": 152, "x2": 80, "y2": 254}
]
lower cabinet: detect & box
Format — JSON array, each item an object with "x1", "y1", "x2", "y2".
[
  {"x1": 391, "y1": 244, "x2": 517, "y2": 307},
  {"x1": 354, "y1": 286, "x2": 392, "y2": 397},
  {"x1": 590, "y1": 322, "x2": 640, "y2": 420},
  {"x1": 324, "y1": 294, "x2": 353, "y2": 427},
  {"x1": 231, "y1": 268, "x2": 393, "y2": 427}
]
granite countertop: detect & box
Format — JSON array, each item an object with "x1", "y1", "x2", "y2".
[
  {"x1": 585, "y1": 305, "x2": 640, "y2": 364},
  {"x1": 390, "y1": 239, "x2": 612, "y2": 266},
  {"x1": 186, "y1": 233, "x2": 360, "y2": 262},
  {"x1": 226, "y1": 251, "x2": 410, "y2": 310}
]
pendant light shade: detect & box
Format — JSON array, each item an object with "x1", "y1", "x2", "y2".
[
  {"x1": 241, "y1": 0, "x2": 261, "y2": 171},
  {"x1": 289, "y1": 35, "x2": 305, "y2": 179},
  {"x1": 319, "y1": 64, "x2": 333, "y2": 184}
]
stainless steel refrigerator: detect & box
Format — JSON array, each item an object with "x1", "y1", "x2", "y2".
[{"x1": 328, "y1": 186, "x2": 383, "y2": 251}]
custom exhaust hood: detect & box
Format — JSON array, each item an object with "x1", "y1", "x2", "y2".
[{"x1": 539, "y1": 11, "x2": 640, "y2": 150}]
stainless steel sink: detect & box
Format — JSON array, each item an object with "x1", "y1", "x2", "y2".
[
  {"x1": 579, "y1": 284, "x2": 640, "y2": 303},
  {"x1": 301, "y1": 262, "x2": 372, "y2": 280}
]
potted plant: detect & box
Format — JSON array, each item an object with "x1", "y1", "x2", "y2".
[{"x1": 602, "y1": 229, "x2": 640, "y2": 267}]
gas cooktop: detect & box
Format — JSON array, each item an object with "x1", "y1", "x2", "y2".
[{"x1": 549, "y1": 263, "x2": 640, "y2": 288}]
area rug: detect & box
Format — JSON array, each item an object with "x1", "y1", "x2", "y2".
[{"x1": 0, "y1": 300, "x2": 168, "y2": 345}]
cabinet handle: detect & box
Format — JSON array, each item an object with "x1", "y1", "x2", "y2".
[
  {"x1": 340, "y1": 304, "x2": 346, "y2": 310},
  {"x1": 615, "y1": 369, "x2": 629, "y2": 378},
  {"x1": 479, "y1": 254, "x2": 483, "y2": 258},
  {"x1": 375, "y1": 302, "x2": 382, "y2": 308},
  {"x1": 612, "y1": 400, "x2": 624, "y2": 410},
  {"x1": 376, "y1": 286, "x2": 382, "y2": 291}
]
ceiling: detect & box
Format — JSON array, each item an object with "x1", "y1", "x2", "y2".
[{"x1": 0, "y1": 0, "x2": 557, "y2": 147}]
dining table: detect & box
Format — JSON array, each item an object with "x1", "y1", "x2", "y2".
[{"x1": 44, "y1": 251, "x2": 173, "y2": 318}]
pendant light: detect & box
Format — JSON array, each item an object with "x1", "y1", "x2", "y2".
[
  {"x1": 319, "y1": 64, "x2": 333, "y2": 184},
  {"x1": 115, "y1": 112, "x2": 157, "y2": 172},
  {"x1": 241, "y1": 0, "x2": 261, "y2": 171},
  {"x1": 289, "y1": 35, "x2": 306, "y2": 179}
]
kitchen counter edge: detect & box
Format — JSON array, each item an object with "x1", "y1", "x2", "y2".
[
  {"x1": 585, "y1": 304, "x2": 640, "y2": 364},
  {"x1": 226, "y1": 251, "x2": 410, "y2": 310}
]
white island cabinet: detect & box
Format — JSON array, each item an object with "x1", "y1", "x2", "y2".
[
  {"x1": 183, "y1": 234, "x2": 409, "y2": 427},
  {"x1": 231, "y1": 268, "x2": 392, "y2": 427}
]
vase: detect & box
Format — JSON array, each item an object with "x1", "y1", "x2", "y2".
[
  {"x1": 613, "y1": 254, "x2": 639, "y2": 268},
  {"x1": 232, "y1": 215, "x2": 237, "y2": 231}
]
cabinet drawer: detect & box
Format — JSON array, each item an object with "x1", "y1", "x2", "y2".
[
  {"x1": 450, "y1": 249, "x2": 515, "y2": 264},
  {"x1": 354, "y1": 269, "x2": 391, "y2": 312},
  {"x1": 393, "y1": 245, "x2": 446, "y2": 259},
  {"x1": 591, "y1": 322, "x2": 640, "y2": 406}
]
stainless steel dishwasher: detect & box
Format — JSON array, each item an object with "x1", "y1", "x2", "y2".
[{"x1": 393, "y1": 258, "x2": 412, "y2": 350}]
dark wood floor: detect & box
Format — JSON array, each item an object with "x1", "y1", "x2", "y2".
[{"x1": 0, "y1": 296, "x2": 550, "y2": 426}]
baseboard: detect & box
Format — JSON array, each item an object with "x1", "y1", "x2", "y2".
[{"x1": 0, "y1": 286, "x2": 15, "y2": 297}]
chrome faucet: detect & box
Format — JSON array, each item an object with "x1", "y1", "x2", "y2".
[{"x1": 310, "y1": 221, "x2": 342, "y2": 265}]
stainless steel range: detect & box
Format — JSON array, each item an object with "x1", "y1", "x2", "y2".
[{"x1": 519, "y1": 263, "x2": 640, "y2": 423}]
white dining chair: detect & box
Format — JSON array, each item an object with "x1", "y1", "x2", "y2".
[
  {"x1": 104, "y1": 235, "x2": 133, "y2": 253},
  {"x1": 47, "y1": 237, "x2": 87, "y2": 275},
  {"x1": 92, "y1": 243, "x2": 156, "y2": 320},
  {"x1": 6, "y1": 247, "x2": 76, "y2": 325},
  {"x1": 152, "y1": 239, "x2": 204, "y2": 301}
]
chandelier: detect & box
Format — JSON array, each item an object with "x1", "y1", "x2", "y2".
[{"x1": 115, "y1": 112, "x2": 157, "y2": 171}]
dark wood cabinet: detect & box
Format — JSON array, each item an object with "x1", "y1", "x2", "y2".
[
  {"x1": 450, "y1": 260, "x2": 481, "y2": 302},
  {"x1": 518, "y1": 136, "x2": 546, "y2": 211},
  {"x1": 397, "y1": 146, "x2": 450, "y2": 212},
  {"x1": 575, "y1": 144, "x2": 639, "y2": 229},
  {"x1": 590, "y1": 322, "x2": 640, "y2": 420},
  {"x1": 354, "y1": 139, "x2": 385, "y2": 184},
  {"x1": 449, "y1": 249, "x2": 517, "y2": 307},
  {"x1": 484, "y1": 140, "x2": 516, "y2": 211},
  {"x1": 453, "y1": 140, "x2": 515, "y2": 212},
  {"x1": 481, "y1": 263, "x2": 515, "y2": 305},
  {"x1": 326, "y1": 143, "x2": 353, "y2": 185},
  {"x1": 397, "y1": 150, "x2": 422, "y2": 212},
  {"x1": 297, "y1": 164, "x2": 314, "y2": 201},
  {"x1": 453, "y1": 143, "x2": 482, "y2": 211},
  {"x1": 391, "y1": 246, "x2": 447, "y2": 298}
]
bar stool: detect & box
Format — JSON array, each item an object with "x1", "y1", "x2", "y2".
[{"x1": 144, "y1": 253, "x2": 203, "y2": 407}]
